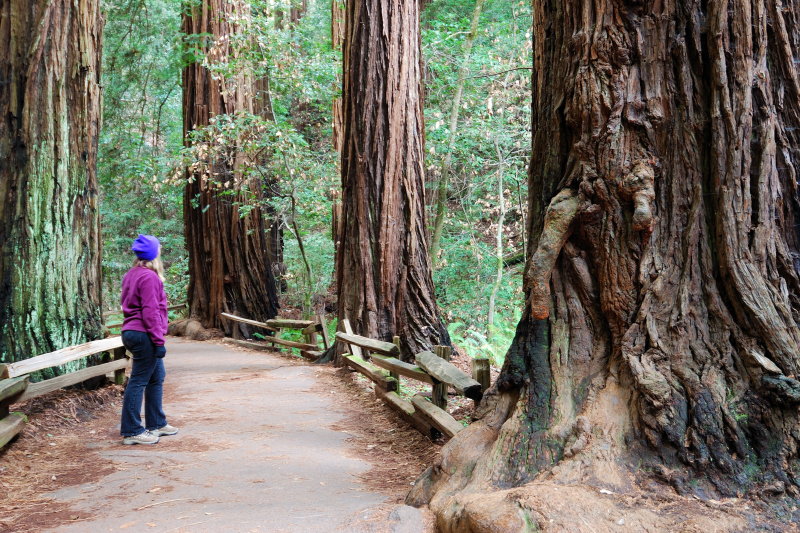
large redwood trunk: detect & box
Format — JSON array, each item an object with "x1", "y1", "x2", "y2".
[
  {"x1": 0, "y1": 0, "x2": 103, "y2": 364},
  {"x1": 182, "y1": 0, "x2": 278, "y2": 332},
  {"x1": 411, "y1": 0, "x2": 800, "y2": 529},
  {"x1": 337, "y1": 0, "x2": 449, "y2": 356}
]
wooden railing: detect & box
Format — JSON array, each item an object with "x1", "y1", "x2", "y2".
[
  {"x1": 104, "y1": 302, "x2": 187, "y2": 331},
  {"x1": 220, "y1": 312, "x2": 331, "y2": 359},
  {"x1": 334, "y1": 319, "x2": 488, "y2": 440},
  {"x1": 0, "y1": 338, "x2": 129, "y2": 450}
]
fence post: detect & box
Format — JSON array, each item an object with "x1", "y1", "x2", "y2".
[
  {"x1": 471, "y1": 358, "x2": 490, "y2": 393},
  {"x1": 389, "y1": 336, "x2": 401, "y2": 383},
  {"x1": 431, "y1": 345, "x2": 451, "y2": 409},
  {"x1": 112, "y1": 346, "x2": 128, "y2": 386}
]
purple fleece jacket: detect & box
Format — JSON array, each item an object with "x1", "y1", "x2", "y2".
[{"x1": 120, "y1": 266, "x2": 168, "y2": 345}]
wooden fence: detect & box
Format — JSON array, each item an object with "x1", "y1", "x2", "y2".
[
  {"x1": 104, "y1": 303, "x2": 187, "y2": 331},
  {"x1": 334, "y1": 319, "x2": 489, "y2": 440},
  {"x1": 0, "y1": 308, "x2": 490, "y2": 449},
  {"x1": 221, "y1": 311, "x2": 492, "y2": 440},
  {"x1": 220, "y1": 312, "x2": 331, "y2": 359},
  {"x1": 0, "y1": 338, "x2": 129, "y2": 450}
]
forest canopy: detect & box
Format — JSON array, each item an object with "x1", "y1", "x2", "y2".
[{"x1": 99, "y1": 0, "x2": 531, "y2": 363}]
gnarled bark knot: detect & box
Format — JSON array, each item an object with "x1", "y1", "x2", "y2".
[
  {"x1": 619, "y1": 160, "x2": 656, "y2": 233},
  {"x1": 525, "y1": 188, "x2": 579, "y2": 319}
]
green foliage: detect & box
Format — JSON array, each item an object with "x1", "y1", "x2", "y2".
[
  {"x1": 173, "y1": 0, "x2": 339, "y2": 317},
  {"x1": 99, "y1": 0, "x2": 186, "y2": 308},
  {"x1": 424, "y1": 0, "x2": 531, "y2": 363},
  {"x1": 98, "y1": 0, "x2": 531, "y2": 364}
]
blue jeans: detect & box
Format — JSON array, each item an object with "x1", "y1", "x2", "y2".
[{"x1": 120, "y1": 331, "x2": 167, "y2": 436}]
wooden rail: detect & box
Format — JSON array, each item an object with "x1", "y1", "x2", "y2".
[
  {"x1": 333, "y1": 326, "x2": 490, "y2": 440},
  {"x1": 106, "y1": 303, "x2": 187, "y2": 330},
  {"x1": 0, "y1": 337, "x2": 125, "y2": 379},
  {"x1": 369, "y1": 355, "x2": 434, "y2": 384},
  {"x1": 334, "y1": 332, "x2": 399, "y2": 356},
  {"x1": 0, "y1": 337, "x2": 130, "y2": 450},
  {"x1": 220, "y1": 312, "x2": 326, "y2": 359},
  {"x1": 415, "y1": 351, "x2": 482, "y2": 401}
]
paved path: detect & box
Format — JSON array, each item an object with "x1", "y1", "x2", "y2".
[{"x1": 45, "y1": 339, "x2": 397, "y2": 532}]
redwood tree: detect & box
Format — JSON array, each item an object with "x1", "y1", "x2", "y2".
[
  {"x1": 331, "y1": 0, "x2": 345, "y2": 156},
  {"x1": 338, "y1": 0, "x2": 449, "y2": 355},
  {"x1": 183, "y1": 0, "x2": 278, "y2": 332},
  {"x1": 0, "y1": 0, "x2": 103, "y2": 363},
  {"x1": 411, "y1": 0, "x2": 800, "y2": 528}
]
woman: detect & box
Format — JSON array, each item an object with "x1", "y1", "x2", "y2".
[{"x1": 119, "y1": 234, "x2": 178, "y2": 445}]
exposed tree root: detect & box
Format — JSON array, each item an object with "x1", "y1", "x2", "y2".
[{"x1": 167, "y1": 319, "x2": 223, "y2": 341}]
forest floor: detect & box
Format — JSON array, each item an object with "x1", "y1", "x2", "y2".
[{"x1": 0, "y1": 338, "x2": 439, "y2": 533}]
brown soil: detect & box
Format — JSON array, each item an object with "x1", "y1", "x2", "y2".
[
  {"x1": 0, "y1": 387, "x2": 124, "y2": 533},
  {"x1": 317, "y1": 367, "x2": 442, "y2": 500},
  {"x1": 313, "y1": 364, "x2": 441, "y2": 532}
]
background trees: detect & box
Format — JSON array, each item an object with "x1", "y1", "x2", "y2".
[
  {"x1": 182, "y1": 0, "x2": 279, "y2": 332},
  {"x1": 0, "y1": 0, "x2": 104, "y2": 365},
  {"x1": 96, "y1": 0, "x2": 529, "y2": 361}
]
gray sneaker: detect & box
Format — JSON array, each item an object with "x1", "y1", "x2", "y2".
[
  {"x1": 152, "y1": 424, "x2": 178, "y2": 437},
  {"x1": 122, "y1": 430, "x2": 159, "y2": 445}
]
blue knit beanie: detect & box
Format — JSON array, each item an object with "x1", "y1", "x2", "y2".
[{"x1": 131, "y1": 234, "x2": 160, "y2": 260}]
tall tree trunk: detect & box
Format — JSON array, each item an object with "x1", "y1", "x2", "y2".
[
  {"x1": 428, "y1": 0, "x2": 485, "y2": 262},
  {"x1": 330, "y1": 0, "x2": 346, "y2": 289},
  {"x1": 0, "y1": 0, "x2": 103, "y2": 364},
  {"x1": 338, "y1": 0, "x2": 449, "y2": 356},
  {"x1": 410, "y1": 0, "x2": 800, "y2": 528},
  {"x1": 331, "y1": 0, "x2": 345, "y2": 156},
  {"x1": 289, "y1": 0, "x2": 307, "y2": 26},
  {"x1": 331, "y1": 0, "x2": 345, "y2": 51},
  {"x1": 182, "y1": 0, "x2": 278, "y2": 332}
]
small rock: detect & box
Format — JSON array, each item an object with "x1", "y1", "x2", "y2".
[
  {"x1": 762, "y1": 481, "x2": 786, "y2": 495},
  {"x1": 599, "y1": 489, "x2": 613, "y2": 495},
  {"x1": 387, "y1": 505, "x2": 430, "y2": 533},
  {"x1": 617, "y1": 518, "x2": 625, "y2": 525}
]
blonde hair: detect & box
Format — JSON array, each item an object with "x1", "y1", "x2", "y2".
[{"x1": 133, "y1": 256, "x2": 166, "y2": 282}]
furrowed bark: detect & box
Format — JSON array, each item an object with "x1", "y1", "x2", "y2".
[
  {"x1": 331, "y1": 0, "x2": 345, "y2": 156},
  {"x1": 0, "y1": 0, "x2": 103, "y2": 368},
  {"x1": 411, "y1": 0, "x2": 800, "y2": 528},
  {"x1": 337, "y1": 0, "x2": 449, "y2": 356},
  {"x1": 182, "y1": 0, "x2": 278, "y2": 333}
]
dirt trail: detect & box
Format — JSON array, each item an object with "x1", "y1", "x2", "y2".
[{"x1": 30, "y1": 339, "x2": 432, "y2": 533}]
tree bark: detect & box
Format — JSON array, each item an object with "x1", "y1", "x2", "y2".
[
  {"x1": 182, "y1": 0, "x2": 279, "y2": 333},
  {"x1": 331, "y1": 0, "x2": 345, "y2": 156},
  {"x1": 289, "y1": 0, "x2": 307, "y2": 26},
  {"x1": 411, "y1": 0, "x2": 800, "y2": 527},
  {"x1": 338, "y1": 0, "x2": 449, "y2": 356},
  {"x1": 0, "y1": 0, "x2": 103, "y2": 365},
  {"x1": 330, "y1": 0, "x2": 346, "y2": 288}
]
